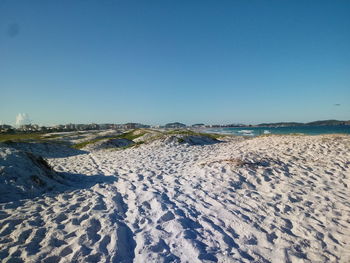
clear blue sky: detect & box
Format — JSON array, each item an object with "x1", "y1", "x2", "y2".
[{"x1": 1, "y1": 0, "x2": 349, "y2": 126}]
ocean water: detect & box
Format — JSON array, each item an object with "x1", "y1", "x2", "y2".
[{"x1": 204, "y1": 125, "x2": 350, "y2": 136}]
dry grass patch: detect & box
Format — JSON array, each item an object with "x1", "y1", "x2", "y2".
[{"x1": 200, "y1": 157, "x2": 273, "y2": 168}]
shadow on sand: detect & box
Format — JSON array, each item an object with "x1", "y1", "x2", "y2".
[
  {"x1": 1, "y1": 141, "x2": 88, "y2": 158},
  {"x1": 0, "y1": 172, "x2": 117, "y2": 208}
]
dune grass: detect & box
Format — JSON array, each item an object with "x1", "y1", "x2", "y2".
[
  {"x1": 72, "y1": 129, "x2": 223, "y2": 150},
  {"x1": 258, "y1": 133, "x2": 306, "y2": 138},
  {"x1": 119, "y1": 130, "x2": 147, "y2": 140},
  {"x1": 72, "y1": 138, "x2": 106, "y2": 149},
  {"x1": 113, "y1": 141, "x2": 145, "y2": 151},
  {"x1": 0, "y1": 129, "x2": 224, "y2": 150},
  {"x1": 164, "y1": 130, "x2": 223, "y2": 139},
  {"x1": 72, "y1": 129, "x2": 148, "y2": 149},
  {"x1": 0, "y1": 133, "x2": 61, "y2": 143}
]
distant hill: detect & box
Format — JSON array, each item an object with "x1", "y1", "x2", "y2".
[
  {"x1": 257, "y1": 122, "x2": 303, "y2": 127},
  {"x1": 306, "y1": 120, "x2": 350, "y2": 126},
  {"x1": 165, "y1": 122, "x2": 187, "y2": 128},
  {"x1": 257, "y1": 120, "x2": 350, "y2": 127}
]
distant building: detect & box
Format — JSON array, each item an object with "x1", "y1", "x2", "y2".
[
  {"x1": 64, "y1": 123, "x2": 76, "y2": 130},
  {"x1": 0, "y1": 122, "x2": 152, "y2": 133},
  {"x1": 124, "y1": 123, "x2": 137, "y2": 129},
  {"x1": 192, "y1": 123, "x2": 205, "y2": 128},
  {"x1": 123, "y1": 123, "x2": 150, "y2": 129},
  {"x1": 0, "y1": 124, "x2": 13, "y2": 133},
  {"x1": 89, "y1": 123, "x2": 100, "y2": 130},
  {"x1": 99, "y1": 123, "x2": 118, "y2": 130},
  {"x1": 18, "y1": 124, "x2": 40, "y2": 132}
]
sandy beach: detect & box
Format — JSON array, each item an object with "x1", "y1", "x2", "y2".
[{"x1": 1, "y1": 133, "x2": 350, "y2": 263}]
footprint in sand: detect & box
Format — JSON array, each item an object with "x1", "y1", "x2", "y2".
[
  {"x1": 157, "y1": 211, "x2": 175, "y2": 224},
  {"x1": 59, "y1": 246, "x2": 73, "y2": 257},
  {"x1": 26, "y1": 227, "x2": 47, "y2": 255},
  {"x1": 86, "y1": 218, "x2": 102, "y2": 243}
]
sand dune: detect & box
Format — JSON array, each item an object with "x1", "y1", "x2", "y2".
[
  {"x1": 0, "y1": 134, "x2": 349, "y2": 262},
  {"x1": 0, "y1": 146, "x2": 67, "y2": 203}
]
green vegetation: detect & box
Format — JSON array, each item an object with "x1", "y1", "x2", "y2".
[
  {"x1": 177, "y1": 138, "x2": 185, "y2": 143},
  {"x1": 0, "y1": 133, "x2": 61, "y2": 143},
  {"x1": 200, "y1": 157, "x2": 273, "y2": 168},
  {"x1": 115, "y1": 141, "x2": 145, "y2": 151},
  {"x1": 0, "y1": 128, "x2": 225, "y2": 150},
  {"x1": 164, "y1": 129, "x2": 223, "y2": 139},
  {"x1": 129, "y1": 129, "x2": 226, "y2": 145},
  {"x1": 0, "y1": 129, "x2": 149, "y2": 149},
  {"x1": 71, "y1": 138, "x2": 106, "y2": 149},
  {"x1": 72, "y1": 129, "x2": 148, "y2": 149},
  {"x1": 72, "y1": 129, "x2": 223, "y2": 150},
  {"x1": 118, "y1": 130, "x2": 147, "y2": 140}
]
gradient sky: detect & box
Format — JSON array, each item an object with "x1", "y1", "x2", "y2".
[{"x1": 1, "y1": 0, "x2": 349, "y2": 126}]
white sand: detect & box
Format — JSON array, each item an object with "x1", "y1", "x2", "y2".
[{"x1": 0, "y1": 134, "x2": 349, "y2": 262}]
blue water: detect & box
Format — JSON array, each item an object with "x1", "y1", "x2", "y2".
[{"x1": 204, "y1": 125, "x2": 350, "y2": 136}]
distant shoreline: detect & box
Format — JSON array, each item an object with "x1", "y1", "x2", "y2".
[{"x1": 203, "y1": 124, "x2": 350, "y2": 136}]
